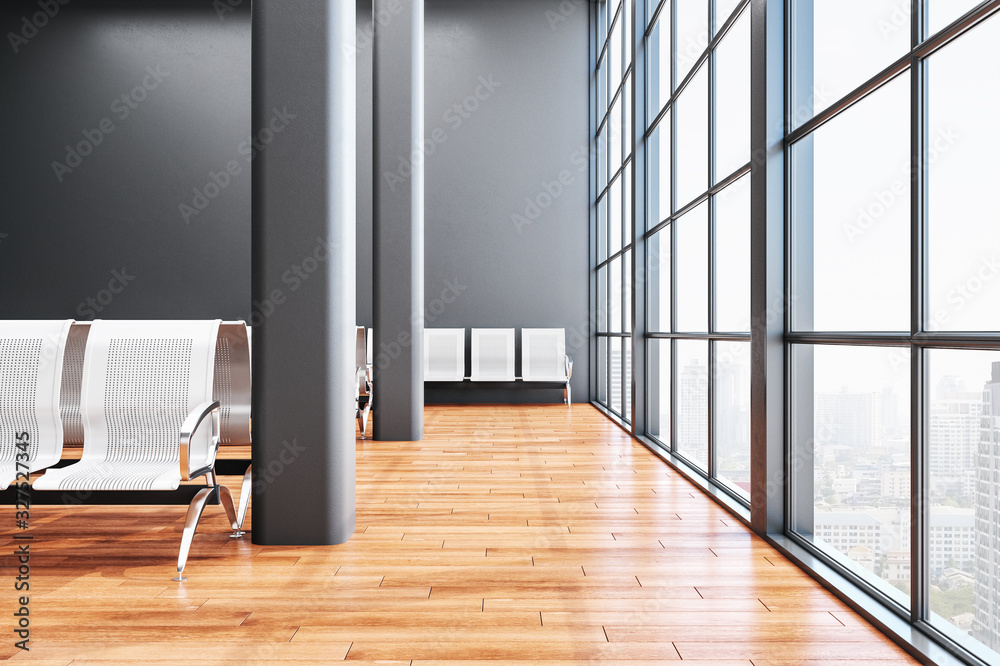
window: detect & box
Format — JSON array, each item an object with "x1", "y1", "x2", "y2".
[
  {"x1": 787, "y1": 4, "x2": 1000, "y2": 663},
  {"x1": 592, "y1": 1, "x2": 1000, "y2": 662},
  {"x1": 593, "y1": 0, "x2": 634, "y2": 424},
  {"x1": 643, "y1": 0, "x2": 751, "y2": 503}
]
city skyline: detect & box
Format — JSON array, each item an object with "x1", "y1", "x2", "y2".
[{"x1": 809, "y1": 356, "x2": 1000, "y2": 653}]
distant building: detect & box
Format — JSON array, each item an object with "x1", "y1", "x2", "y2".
[
  {"x1": 929, "y1": 377, "x2": 981, "y2": 499},
  {"x1": 815, "y1": 509, "x2": 907, "y2": 577},
  {"x1": 848, "y1": 545, "x2": 876, "y2": 575},
  {"x1": 941, "y1": 568, "x2": 974, "y2": 590},
  {"x1": 974, "y1": 362, "x2": 1000, "y2": 651},
  {"x1": 929, "y1": 508, "x2": 976, "y2": 576},
  {"x1": 678, "y1": 357, "x2": 708, "y2": 458},
  {"x1": 885, "y1": 551, "x2": 911, "y2": 585},
  {"x1": 815, "y1": 390, "x2": 882, "y2": 453},
  {"x1": 952, "y1": 612, "x2": 976, "y2": 633},
  {"x1": 880, "y1": 467, "x2": 910, "y2": 501}
]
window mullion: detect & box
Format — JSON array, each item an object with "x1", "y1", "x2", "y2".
[{"x1": 909, "y1": 0, "x2": 929, "y2": 627}]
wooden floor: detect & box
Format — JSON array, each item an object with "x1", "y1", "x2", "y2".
[{"x1": 1, "y1": 404, "x2": 917, "y2": 664}]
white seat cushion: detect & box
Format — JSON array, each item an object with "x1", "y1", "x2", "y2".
[
  {"x1": 0, "y1": 320, "x2": 73, "y2": 487},
  {"x1": 33, "y1": 320, "x2": 220, "y2": 492},
  {"x1": 32, "y1": 461, "x2": 180, "y2": 491}
]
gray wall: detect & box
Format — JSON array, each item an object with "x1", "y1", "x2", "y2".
[
  {"x1": 0, "y1": 0, "x2": 588, "y2": 404},
  {"x1": 0, "y1": 0, "x2": 251, "y2": 321},
  {"x1": 357, "y1": 0, "x2": 590, "y2": 404}
]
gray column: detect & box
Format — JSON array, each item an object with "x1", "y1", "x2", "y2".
[
  {"x1": 630, "y1": 0, "x2": 647, "y2": 433},
  {"x1": 785, "y1": 0, "x2": 815, "y2": 537},
  {"x1": 749, "y1": 0, "x2": 785, "y2": 536},
  {"x1": 372, "y1": 0, "x2": 424, "y2": 441},
  {"x1": 251, "y1": 0, "x2": 357, "y2": 545}
]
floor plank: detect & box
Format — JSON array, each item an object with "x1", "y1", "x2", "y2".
[{"x1": 1, "y1": 404, "x2": 916, "y2": 663}]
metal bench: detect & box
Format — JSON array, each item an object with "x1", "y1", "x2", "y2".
[
  {"x1": 32, "y1": 319, "x2": 252, "y2": 581},
  {"x1": 422, "y1": 327, "x2": 572, "y2": 404},
  {"x1": 356, "y1": 326, "x2": 374, "y2": 437},
  {"x1": 0, "y1": 320, "x2": 75, "y2": 487}
]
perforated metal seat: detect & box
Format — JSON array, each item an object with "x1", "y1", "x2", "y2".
[
  {"x1": 471, "y1": 328, "x2": 515, "y2": 382},
  {"x1": 521, "y1": 328, "x2": 573, "y2": 405},
  {"x1": 215, "y1": 322, "x2": 253, "y2": 536},
  {"x1": 48, "y1": 461, "x2": 180, "y2": 491},
  {"x1": 33, "y1": 319, "x2": 246, "y2": 580},
  {"x1": 0, "y1": 320, "x2": 74, "y2": 487},
  {"x1": 355, "y1": 326, "x2": 374, "y2": 437},
  {"x1": 425, "y1": 328, "x2": 465, "y2": 381}
]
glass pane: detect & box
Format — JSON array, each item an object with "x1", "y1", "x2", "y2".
[
  {"x1": 648, "y1": 228, "x2": 672, "y2": 332},
  {"x1": 675, "y1": 201, "x2": 708, "y2": 332},
  {"x1": 790, "y1": 0, "x2": 909, "y2": 128},
  {"x1": 624, "y1": 164, "x2": 632, "y2": 250},
  {"x1": 927, "y1": 14, "x2": 1000, "y2": 332},
  {"x1": 676, "y1": 339, "x2": 709, "y2": 472},
  {"x1": 647, "y1": 4, "x2": 672, "y2": 117},
  {"x1": 791, "y1": 344, "x2": 911, "y2": 607},
  {"x1": 597, "y1": 265, "x2": 608, "y2": 332},
  {"x1": 598, "y1": 194, "x2": 608, "y2": 264},
  {"x1": 927, "y1": 0, "x2": 983, "y2": 39},
  {"x1": 624, "y1": 250, "x2": 633, "y2": 333},
  {"x1": 648, "y1": 338, "x2": 671, "y2": 442},
  {"x1": 610, "y1": 8, "x2": 623, "y2": 82},
  {"x1": 610, "y1": 256, "x2": 622, "y2": 333},
  {"x1": 610, "y1": 92, "x2": 623, "y2": 173},
  {"x1": 624, "y1": 0, "x2": 633, "y2": 68},
  {"x1": 927, "y1": 349, "x2": 1000, "y2": 659},
  {"x1": 598, "y1": 53, "x2": 608, "y2": 119},
  {"x1": 714, "y1": 0, "x2": 741, "y2": 34},
  {"x1": 647, "y1": 114, "x2": 671, "y2": 227},
  {"x1": 791, "y1": 75, "x2": 910, "y2": 332},
  {"x1": 675, "y1": 0, "x2": 709, "y2": 88},
  {"x1": 675, "y1": 64, "x2": 708, "y2": 209},
  {"x1": 597, "y1": 124, "x2": 608, "y2": 192},
  {"x1": 610, "y1": 336, "x2": 623, "y2": 415},
  {"x1": 714, "y1": 340, "x2": 750, "y2": 500},
  {"x1": 598, "y1": 336, "x2": 609, "y2": 404},
  {"x1": 624, "y1": 337, "x2": 633, "y2": 421},
  {"x1": 714, "y1": 8, "x2": 750, "y2": 183},
  {"x1": 647, "y1": 0, "x2": 661, "y2": 28},
  {"x1": 610, "y1": 175, "x2": 622, "y2": 256},
  {"x1": 715, "y1": 175, "x2": 750, "y2": 333},
  {"x1": 624, "y1": 72, "x2": 633, "y2": 162}
]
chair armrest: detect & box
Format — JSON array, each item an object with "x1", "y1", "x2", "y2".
[
  {"x1": 180, "y1": 400, "x2": 221, "y2": 481},
  {"x1": 565, "y1": 355, "x2": 574, "y2": 380},
  {"x1": 355, "y1": 366, "x2": 366, "y2": 399}
]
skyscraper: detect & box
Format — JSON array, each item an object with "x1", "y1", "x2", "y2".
[
  {"x1": 678, "y1": 357, "x2": 708, "y2": 467},
  {"x1": 930, "y1": 377, "x2": 981, "y2": 494},
  {"x1": 974, "y1": 362, "x2": 1000, "y2": 651},
  {"x1": 814, "y1": 390, "x2": 883, "y2": 453}
]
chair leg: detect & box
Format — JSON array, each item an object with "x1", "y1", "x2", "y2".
[
  {"x1": 220, "y1": 485, "x2": 243, "y2": 538},
  {"x1": 236, "y1": 465, "x2": 252, "y2": 531},
  {"x1": 565, "y1": 381, "x2": 572, "y2": 406},
  {"x1": 362, "y1": 400, "x2": 371, "y2": 437},
  {"x1": 174, "y1": 487, "x2": 214, "y2": 582}
]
